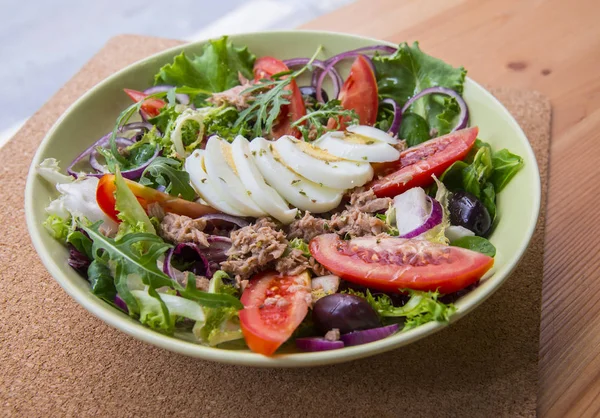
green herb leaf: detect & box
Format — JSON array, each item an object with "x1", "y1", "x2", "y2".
[
  {"x1": 289, "y1": 238, "x2": 311, "y2": 258},
  {"x1": 139, "y1": 157, "x2": 196, "y2": 200},
  {"x1": 398, "y1": 112, "x2": 430, "y2": 146},
  {"x1": 481, "y1": 181, "x2": 496, "y2": 221},
  {"x1": 451, "y1": 235, "x2": 496, "y2": 257},
  {"x1": 181, "y1": 273, "x2": 243, "y2": 310},
  {"x1": 292, "y1": 100, "x2": 358, "y2": 141},
  {"x1": 87, "y1": 259, "x2": 117, "y2": 303},
  {"x1": 490, "y1": 149, "x2": 524, "y2": 192}
]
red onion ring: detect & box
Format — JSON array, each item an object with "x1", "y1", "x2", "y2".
[
  {"x1": 283, "y1": 58, "x2": 342, "y2": 102},
  {"x1": 340, "y1": 324, "x2": 399, "y2": 346},
  {"x1": 296, "y1": 337, "x2": 344, "y2": 352},
  {"x1": 89, "y1": 137, "x2": 134, "y2": 173},
  {"x1": 381, "y1": 98, "x2": 402, "y2": 136},
  {"x1": 200, "y1": 213, "x2": 250, "y2": 230},
  {"x1": 399, "y1": 196, "x2": 443, "y2": 239},
  {"x1": 315, "y1": 54, "x2": 375, "y2": 103},
  {"x1": 401, "y1": 87, "x2": 469, "y2": 132},
  {"x1": 144, "y1": 85, "x2": 190, "y2": 105}
]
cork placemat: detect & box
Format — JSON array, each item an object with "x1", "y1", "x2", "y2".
[{"x1": 0, "y1": 35, "x2": 551, "y2": 417}]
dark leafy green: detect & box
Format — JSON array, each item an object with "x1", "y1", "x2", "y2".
[
  {"x1": 451, "y1": 236, "x2": 496, "y2": 257},
  {"x1": 462, "y1": 143, "x2": 493, "y2": 198},
  {"x1": 180, "y1": 273, "x2": 243, "y2": 310},
  {"x1": 490, "y1": 149, "x2": 524, "y2": 192},
  {"x1": 87, "y1": 259, "x2": 117, "y2": 303},
  {"x1": 154, "y1": 36, "x2": 256, "y2": 95},
  {"x1": 481, "y1": 181, "x2": 497, "y2": 221},
  {"x1": 373, "y1": 42, "x2": 466, "y2": 136},
  {"x1": 398, "y1": 112, "x2": 430, "y2": 147},
  {"x1": 440, "y1": 160, "x2": 468, "y2": 191},
  {"x1": 139, "y1": 157, "x2": 196, "y2": 200}
]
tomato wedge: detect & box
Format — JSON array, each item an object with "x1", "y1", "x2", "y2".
[
  {"x1": 337, "y1": 55, "x2": 379, "y2": 126},
  {"x1": 369, "y1": 127, "x2": 478, "y2": 198},
  {"x1": 96, "y1": 174, "x2": 216, "y2": 223},
  {"x1": 239, "y1": 271, "x2": 311, "y2": 356},
  {"x1": 123, "y1": 88, "x2": 166, "y2": 118},
  {"x1": 253, "y1": 57, "x2": 306, "y2": 139},
  {"x1": 310, "y1": 234, "x2": 493, "y2": 294}
]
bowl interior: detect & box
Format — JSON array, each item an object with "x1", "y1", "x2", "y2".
[{"x1": 25, "y1": 31, "x2": 540, "y2": 367}]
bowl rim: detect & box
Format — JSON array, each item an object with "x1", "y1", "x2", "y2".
[{"x1": 24, "y1": 29, "x2": 541, "y2": 367}]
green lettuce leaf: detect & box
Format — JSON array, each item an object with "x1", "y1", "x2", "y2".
[
  {"x1": 462, "y1": 143, "x2": 493, "y2": 198},
  {"x1": 131, "y1": 286, "x2": 174, "y2": 334},
  {"x1": 114, "y1": 168, "x2": 155, "y2": 239},
  {"x1": 87, "y1": 259, "x2": 117, "y2": 303},
  {"x1": 451, "y1": 235, "x2": 496, "y2": 257},
  {"x1": 154, "y1": 36, "x2": 255, "y2": 94},
  {"x1": 398, "y1": 112, "x2": 430, "y2": 147},
  {"x1": 43, "y1": 214, "x2": 72, "y2": 242},
  {"x1": 373, "y1": 42, "x2": 466, "y2": 137},
  {"x1": 139, "y1": 157, "x2": 196, "y2": 201},
  {"x1": 490, "y1": 149, "x2": 524, "y2": 192},
  {"x1": 345, "y1": 288, "x2": 456, "y2": 331}
]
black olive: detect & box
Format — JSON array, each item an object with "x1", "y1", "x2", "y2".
[
  {"x1": 448, "y1": 191, "x2": 492, "y2": 237},
  {"x1": 312, "y1": 293, "x2": 381, "y2": 334},
  {"x1": 299, "y1": 85, "x2": 329, "y2": 103}
]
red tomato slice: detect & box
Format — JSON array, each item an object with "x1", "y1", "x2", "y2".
[
  {"x1": 96, "y1": 174, "x2": 216, "y2": 223},
  {"x1": 253, "y1": 57, "x2": 306, "y2": 139},
  {"x1": 123, "y1": 88, "x2": 166, "y2": 118},
  {"x1": 369, "y1": 127, "x2": 479, "y2": 198},
  {"x1": 239, "y1": 271, "x2": 311, "y2": 356},
  {"x1": 310, "y1": 234, "x2": 493, "y2": 294},
  {"x1": 337, "y1": 55, "x2": 379, "y2": 126}
]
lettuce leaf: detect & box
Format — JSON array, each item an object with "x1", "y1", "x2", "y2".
[
  {"x1": 345, "y1": 288, "x2": 456, "y2": 331},
  {"x1": 490, "y1": 148, "x2": 524, "y2": 192},
  {"x1": 373, "y1": 42, "x2": 466, "y2": 137},
  {"x1": 154, "y1": 36, "x2": 255, "y2": 94},
  {"x1": 114, "y1": 168, "x2": 155, "y2": 239}
]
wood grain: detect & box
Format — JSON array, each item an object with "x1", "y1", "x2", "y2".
[{"x1": 303, "y1": 0, "x2": 600, "y2": 416}]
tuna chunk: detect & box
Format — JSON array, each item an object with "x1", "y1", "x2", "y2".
[{"x1": 159, "y1": 213, "x2": 209, "y2": 247}]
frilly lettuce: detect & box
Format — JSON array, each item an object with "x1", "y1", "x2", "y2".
[{"x1": 114, "y1": 168, "x2": 155, "y2": 240}]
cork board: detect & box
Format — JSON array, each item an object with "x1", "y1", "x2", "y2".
[{"x1": 0, "y1": 35, "x2": 551, "y2": 417}]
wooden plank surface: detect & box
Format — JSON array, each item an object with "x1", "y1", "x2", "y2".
[{"x1": 302, "y1": 0, "x2": 600, "y2": 416}]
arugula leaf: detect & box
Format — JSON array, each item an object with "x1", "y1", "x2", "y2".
[
  {"x1": 373, "y1": 42, "x2": 466, "y2": 136},
  {"x1": 181, "y1": 273, "x2": 243, "y2": 310},
  {"x1": 154, "y1": 36, "x2": 255, "y2": 94},
  {"x1": 345, "y1": 288, "x2": 456, "y2": 331},
  {"x1": 398, "y1": 112, "x2": 430, "y2": 147},
  {"x1": 490, "y1": 149, "x2": 524, "y2": 192},
  {"x1": 451, "y1": 235, "x2": 496, "y2": 257},
  {"x1": 87, "y1": 259, "x2": 117, "y2": 303},
  {"x1": 114, "y1": 168, "x2": 155, "y2": 239},
  {"x1": 67, "y1": 229, "x2": 93, "y2": 260},
  {"x1": 80, "y1": 222, "x2": 174, "y2": 314},
  {"x1": 139, "y1": 157, "x2": 196, "y2": 200},
  {"x1": 291, "y1": 100, "x2": 358, "y2": 141}
]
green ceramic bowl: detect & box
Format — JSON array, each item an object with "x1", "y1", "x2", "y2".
[{"x1": 25, "y1": 31, "x2": 540, "y2": 367}]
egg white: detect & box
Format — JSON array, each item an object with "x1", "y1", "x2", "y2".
[
  {"x1": 273, "y1": 135, "x2": 374, "y2": 189},
  {"x1": 314, "y1": 131, "x2": 400, "y2": 162},
  {"x1": 249, "y1": 137, "x2": 344, "y2": 213},
  {"x1": 231, "y1": 136, "x2": 298, "y2": 224},
  {"x1": 204, "y1": 136, "x2": 266, "y2": 217},
  {"x1": 346, "y1": 125, "x2": 399, "y2": 144},
  {"x1": 184, "y1": 150, "x2": 247, "y2": 216}
]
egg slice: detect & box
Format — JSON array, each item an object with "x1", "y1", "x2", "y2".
[
  {"x1": 346, "y1": 125, "x2": 399, "y2": 144},
  {"x1": 231, "y1": 136, "x2": 298, "y2": 224},
  {"x1": 249, "y1": 138, "x2": 344, "y2": 213},
  {"x1": 272, "y1": 135, "x2": 374, "y2": 189},
  {"x1": 204, "y1": 136, "x2": 266, "y2": 217},
  {"x1": 313, "y1": 131, "x2": 400, "y2": 162},
  {"x1": 184, "y1": 150, "x2": 247, "y2": 216}
]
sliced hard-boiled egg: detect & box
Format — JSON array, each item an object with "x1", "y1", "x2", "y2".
[
  {"x1": 313, "y1": 131, "x2": 400, "y2": 162},
  {"x1": 204, "y1": 136, "x2": 266, "y2": 217},
  {"x1": 231, "y1": 135, "x2": 298, "y2": 224},
  {"x1": 185, "y1": 149, "x2": 247, "y2": 216},
  {"x1": 249, "y1": 137, "x2": 344, "y2": 213},
  {"x1": 272, "y1": 135, "x2": 374, "y2": 189},
  {"x1": 346, "y1": 125, "x2": 399, "y2": 144}
]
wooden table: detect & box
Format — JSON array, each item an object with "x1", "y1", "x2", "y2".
[{"x1": 303, "y1": 0, "x2": 600, "y2": 416}]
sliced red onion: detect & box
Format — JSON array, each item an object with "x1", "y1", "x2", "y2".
[
  {"x1": 401, "y1": 87, "x2": 469, "y2": 132},
  {"x1": 296, "y1": 337, "x2": 344, "y2": 352},
  {"x1": 204, "y1": 236, "x2": 232, "y2": 264},
  {"x1": 315, "y1": 54, "x2": 376, "y2": 103},
  {"x1": 88, "y1": 137, "x2": 134, "y2": 173},
  {"x1": 163, "y1": 243, "x2": 211, "y2": 282},
  {"x1": 324, "y1": 45, "x2": 397, "y2": 65},
  {"x1": 120, "y1": 122, "x2": 154, "y2": 132},
  {"x1": 340, "y1": 324, "x2": 399, "y2": 346},
  {"x1": 200, "y1": 213, "x2": 250, "y2": 230},
  {"x1": 283, "y1": 58, "x2": 342, "y2": 102},
  {"x1": 381, "y1": 98, "x2": 402, "y2": 136},
  {"x1": 394, "y1": 188, "x2": 443, "y2": 238},
  {"x1": 114, "y1": 294, "x2": 129, "y2": 313},
  {"x1": 144, "y1": 85, "x2": 190, "y2": 105}
]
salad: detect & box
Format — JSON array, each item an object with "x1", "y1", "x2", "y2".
[{"x1": 38, "y1": 36, "x2": 524, "y2": 355}]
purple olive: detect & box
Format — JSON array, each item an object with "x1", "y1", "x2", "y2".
[{"x1": 312, "y1": 293, "x2": 381, "y2": 334}]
